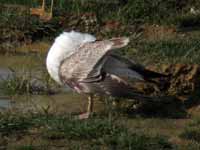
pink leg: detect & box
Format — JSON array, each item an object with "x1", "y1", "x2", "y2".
[{"x1": 78, "y1": 95, "x2": 94, "y2": 119}]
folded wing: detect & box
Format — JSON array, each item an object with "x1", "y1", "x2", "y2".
[
  {"x1": 59, "y1": 37, "x2": 166, "y2": 100},
  {"x1": 59, "y1": 37, "x2": 129, "y2": 82}
]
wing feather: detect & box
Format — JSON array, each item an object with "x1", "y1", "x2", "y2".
[
  {"x1": 59, "y1": 36, "x2": 166, "y2": 101},
  {"x1": 59, "y1": 37, "x2": 129, "y2": 82},
  {"x1": 78, "y1": 73, "x2": 151, "y2": 101}
]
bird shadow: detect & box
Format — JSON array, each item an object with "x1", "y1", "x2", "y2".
[
  {"x1": 95, "y1": 89, "x2": 200, "y2": 119},
  {"x1": 110, "y1": 96, "x2": 188, "y2": 119},
  {"x1": 97, "y1": 96, "x2": 187, "y2": 119},
  {"x1": 183, "y1": 89, "x2": 200, "y2": 109},
  {"x1": 124, "y1": 89, "x2": 200, "y2": 119},
  {"x1": 127, "y1": 98, "x2": 187, "y2": 119}
]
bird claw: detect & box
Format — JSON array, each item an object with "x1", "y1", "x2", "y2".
[{"x1": 76, "y1": 112, "x2": 91, "y2": 120}]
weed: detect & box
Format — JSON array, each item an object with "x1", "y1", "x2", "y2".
[
  {"x1": 180, "y1": 117, "x2": 200, "y2": 142},
  {"x1": 41, "y1": 116, "x2": 177, "y2": 150},
  {"x1": 0, "y1": 113, "x2": 33, "y2": 135},
  {"x1": 0, "y1": 68, "x2": 59, "y2": 95},
  {"x1": 16, "y1": 145, "x2": 36, "y2": 150},
  {"x1": 126, "y1": 37, "x2": 200, "y2": 64},
  {"x1": 0, "y1": 111, "x2": 178, "y2": 149}
]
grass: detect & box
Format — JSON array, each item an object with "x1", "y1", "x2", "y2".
[
  {"x1": 0, "y1": 4, "x2": 58, "y2": 53},
  {"x1": 16, "y1": 145, "x2": 37, "y2": 150},
  {"x1": 1, "y1": 0, "x2": 200, "y2": 63},
  {"x1": 0, "y1": 0, "x2": 199, "y2": 24},
  {"x1": 0, "y1": 0, "x2": 198, "y2": 25},
  {"x1": 125, "y1": 37, "x2": 200, "y2": 64},
  {"x1": 1, "y1": 105, "x2": 200, "y2": 150},
  {"x1": 178, "y1": 117, "x2": 200, "y2": 150},
  {"x1": 0, "y1": 95, "x2": 196, "y2": 150},
  {"x1": 0, "y1": 114, "x2": 34, "y2": 135},
  {"x1": 0, "y1": 112, "x2": 177, "y2": 150},
  {"x1": 0, "y1": 67, "x2": 59, "y2": 95},
  {"x1": 0, "y1": 0, "x2": 199, "y2": 34},
  {"x1": 180, "y1": 117, "x2": 200, "y2": 142},
  {"x1": 1, "y1": 0, "x2": 200, "y2": 58}
]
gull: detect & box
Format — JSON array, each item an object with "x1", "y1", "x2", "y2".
[{"x1": 46, "y1": 31, "x2": 166, "y2": 119}]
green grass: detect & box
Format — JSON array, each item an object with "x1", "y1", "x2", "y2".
[
  {"x1": 180, "y1": 117, "x2": 200, "y2": 143},
  {"x1": 16, "y1": 145, "x2": 38, "y2": 150},
  {"x1": 1, "y1": 0, "x2": 199, "y2": 25},
  {"x1": 0, "y1": 68, "x2": 59, "y2": 95},
  {"x1": 121, "y1": 37, "x2": 200, "y2": 64},
  {"x1": 0, "y1": 112, "x2": 177, "y2": 150},
  {"x1": 0, "y1": 113, "x2": 34, "y2": 135},
  {"x1": 0, "y1": 4, "x2": 58, "y2": 53},
  {"x1": 1, "y1": 0, "x2": 200, "y2": 57}
]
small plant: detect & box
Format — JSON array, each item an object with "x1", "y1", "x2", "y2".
[
  {"x1": 41, "y1": 116, "x2": 176, "y2": 150},
  {"x1": 180, "y1": 118, "x2": 200, "y2": 143},
  {"x1": 128, "y1": 37, "x2": 200, "y2": 64},
  {"x1": 0, "y1": 68, "x2": 60, "y2": 96},
  {"x1": 16, "y1": 145, "x2": 36, "y2": 150},
  {"x1": 0, "y1": 111, "x2": 177, "y2": 150},
  {"x1": 0, "y1": 113, "x2": 33, "y2": 135},
  {"x1": 0, "y1": 68, "x2": 33, "y2": 95}
]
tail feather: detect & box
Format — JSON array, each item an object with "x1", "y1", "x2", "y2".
[
  {"x1": 142, "y1": 70, "x2": 169, "y2": 79},
  {"x1": 129, "y1": 66, "x2": 170, "y2": 80}
]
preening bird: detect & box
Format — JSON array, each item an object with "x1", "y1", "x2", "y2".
[{"x1": 46, "y1": 31, "x2": 166, "y2": 119}]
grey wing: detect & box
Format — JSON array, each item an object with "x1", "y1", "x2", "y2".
[
  {"x1": 78, "y1": 54, "x2": 144, "y2": 96},
  {"x1": 59, "y1": 36, "x2": 166, "y2": 99},
  {"x1": 102, "y1": 54, "x2": 144, "y2": 82},
  {"x1": 59, "y1": 37, "x2": 129, "y2": 82},
  {"x1": 77, "y1": 53, "x2": 167, "y2": 98},
  {"x1": 86, "y1": 53, "x2": 152, "y2": 83},
  {"x1": 78, "y1": 73, "x2": 145, "y2": 98},
  {"x1": 103, "y1": 54, "x2": 168, "y2": 81}
]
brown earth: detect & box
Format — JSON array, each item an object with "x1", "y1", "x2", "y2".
[
  {"x1": 122, "y1": 64, "x2": 200, "y2": 117},
  {"x1": 145, "y1": 64, "x2": 200, "y2": 97},
  {"x1": 141, "y1": 24, "x2": 177, "y2": 41}
]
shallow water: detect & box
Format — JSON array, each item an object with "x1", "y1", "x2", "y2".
[
  {"x1": 0, "y1": 98, "x2": 11, "y2": 109},
  {"x1": 0, "y1": 54, "x2": 44, "y2": 109},
  {"x1": 0, "y1": 53, "x2": 104, "y2": 112},
  {"x1": 0, "y1": 68, "x2": 13, "y2": 80}
]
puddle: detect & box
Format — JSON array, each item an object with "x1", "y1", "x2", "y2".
[
  {"x1": 0, "y1": 52, "x2": 103, "y2": 112},
  {"x1": 0, "y1": 68, "x2": 13, "y2": 80},
  {"x1": 0, "y1": 98, "x2": 11, "y2": 109},
  {"x1": 0, "y1": 92, "x2": 103, "y2": 115}
]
